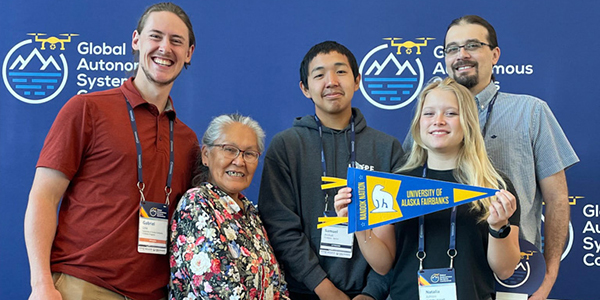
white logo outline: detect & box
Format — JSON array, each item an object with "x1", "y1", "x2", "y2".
[
  {"x1": 3, "y1": 39, "x2": 69, "y2": 104},
  {"x1": 359, "y1": 43, "x2": 424, "y2": 110}
]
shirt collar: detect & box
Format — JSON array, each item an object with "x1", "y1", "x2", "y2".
[
  {"x1": 120, "y1": 77, "x2": 177, "y2": 119},
  {"x1": 205, "y1": 182, "x2": 250, "y2": 215},
  {"x1": 474, "y1": 81, "x2": 499, "y2": 113}
]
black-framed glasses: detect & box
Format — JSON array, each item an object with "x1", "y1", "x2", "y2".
[
  {"x1": 444, "y1": 42, "x2": 492, "y2": 56},
  {"x1": 209, "y1": 144, "x2": 261, "y2": 163}
]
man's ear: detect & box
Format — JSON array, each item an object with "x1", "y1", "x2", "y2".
[
  {"x1": 132, "y1": 30, "x2": 140, "y2": 52},
  {"x1": 353, "y1": 74, "x2": 361, "y2": 92},
  {"x1": 299, "y1": 81, "x2": 311, "y2": 99},
  {"x1": 491, "y1": 46, "x2": 501, "y2": 65}
]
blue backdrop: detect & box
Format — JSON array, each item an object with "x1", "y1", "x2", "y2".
[{"x1": 1, "y1": 1, "x2": 598, "y2": 299}]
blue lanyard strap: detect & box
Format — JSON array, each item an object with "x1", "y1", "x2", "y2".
[
  {"x1": 481, "y1": 90, "x2": 499, "y2": 139},
  {"x1": 125, "y1": 97, "x2": 174, "y2": 205},
  {"x1": 314, "y1": 114, "x2": 355, "y2": 211},
  {"x1": 417, "y1": 166, "x2": 458, "y2": 270}
]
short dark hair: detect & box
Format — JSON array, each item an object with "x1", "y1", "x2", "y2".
[
  {"x1": 134, "y1": 2, "x2": 195, "y2": 68},
  {"x1": 299, "y1": 41, "x2": 359, "y2": 89},
  {"x1": 445, "y1": 15, "x2": 498, "y2": 49},
  {"x1": 445, "y1": 15, "x2": 498, "y2": 81}
]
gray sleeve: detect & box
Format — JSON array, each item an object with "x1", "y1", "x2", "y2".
[
  {"x1": 531, "y1": 101, "x2": 579, "y2": 180},
  {"x1": 361, "y1": 269, "x2": 391, "y2": 300},
  {"x1": 390, "y1": 138, "x2": 405, "y2": 172},
  {"x1": 258, "y1": 136, "x2": 327, "y2": 291}
]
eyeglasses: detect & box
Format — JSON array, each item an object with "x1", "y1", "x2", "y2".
[
  {"x1": 444, "y1": 42, "x2": 492, "y2": 56},
  {"x1": 209, "y1": 144, "x2": 260, "y2": 163}
]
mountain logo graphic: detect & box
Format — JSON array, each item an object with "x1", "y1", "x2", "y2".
[
  {"x1": 359, "y1": 37, "x2": 433, "y2": 110},
  {"x1": 3, "y1": 33, "x2": 77, "y2": 104}
]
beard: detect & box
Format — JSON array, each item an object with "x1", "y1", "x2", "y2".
[
  {"x1": 453, "y1": 73, "x2": 479, "y2": 89},
  {"x1": 450, "y1": 61, "x2": 479, "y2": 89},
  {"x1": 140, "y1": 64, "x2": 181, "y2": 86}
]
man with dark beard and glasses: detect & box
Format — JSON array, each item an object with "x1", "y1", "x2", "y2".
[
  {"x1": 402, "y1": 15, "x2": 578, "y2": 300},
  {"x1": 24, "y1": 3, "x2": 199, "y2": 299}
]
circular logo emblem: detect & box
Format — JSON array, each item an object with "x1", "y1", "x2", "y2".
[
  {"x1": 495, "y1": 239, "x2": 546, "y2": 294},
  {"x1": 359, "y1": 41, "x2": 428, "y2": 110},
  {"x1": 149, "y1": 207, "x2": 158, "y2": 217},
  {"x1": 3, "y1": 38, "x2": 69, "y2": 104}
]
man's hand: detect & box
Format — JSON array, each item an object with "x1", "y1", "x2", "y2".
[
  {"x1": 529, "y1": 277, "x2": 553, "y2": 300},
  {"x1": 29, "y1": 282, "x2": 62, "y2": 300}
]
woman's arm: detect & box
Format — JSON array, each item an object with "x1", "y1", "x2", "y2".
[
  {"x1": 334, "y1": 187, "x2": 395, "y2": 275},
  {"x1": 170, "y1": 192, "x2": 216, "y2": 299}
]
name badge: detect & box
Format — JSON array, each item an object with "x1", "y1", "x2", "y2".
[
  {"x1": 320, "y1": 212, "x2": 354, "y2": 259},
  {"x1": 418, "y1": 268, "x2": 457, "y2": 300},
  {"x1": 138, "y1": 201, "x2": 169, "y2": 255}
]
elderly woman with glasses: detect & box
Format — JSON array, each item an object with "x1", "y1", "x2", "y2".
[{"x1": 169, "y1": 114, "x2": 289, "y2": 300}]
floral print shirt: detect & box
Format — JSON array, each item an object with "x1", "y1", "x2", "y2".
[{"x1": 169, "y1": 182, "x2": 289, "y2": 300}]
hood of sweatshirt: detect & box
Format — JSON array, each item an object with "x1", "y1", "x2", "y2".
[{"x1": 291, "y1": 107, "x2": 367, "y2": 134}]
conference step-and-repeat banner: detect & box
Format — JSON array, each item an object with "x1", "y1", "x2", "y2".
[{"x1": 1, "y1": 1, "x2": 597, "y2": 299}]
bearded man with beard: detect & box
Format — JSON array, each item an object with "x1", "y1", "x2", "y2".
[{"x1": 439, "y1": 15, "x2": 577, "y2": 300}]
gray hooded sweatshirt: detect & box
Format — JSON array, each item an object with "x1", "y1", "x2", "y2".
[{"x1": 258, "y1": 108, "x2": 404, "y2": 298}]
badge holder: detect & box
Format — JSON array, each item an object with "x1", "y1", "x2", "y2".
[
  {"x1": 315, "y1": 114, "x2": 357, "y2": 259},
  {"x1": 137, "y1": 183, "x2": 170, "y2": 255},
  {"x1": 319, "y1": 203, "x2": 354, "y2": 259},
  {"x1": 416, "y1": 205, "x2": 458, "y2": 300},
  {"x1": 126, "y1": 96, "x2": 174, "y2": 255}
]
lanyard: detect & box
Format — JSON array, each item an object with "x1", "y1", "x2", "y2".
[
  {"x1": 125, "y1": 97, "x2": 175, "y2": 205},
  {"x1": 417, "y1": 166, "x2": 457, "y2": 271},
  {"x1": 314, "y1": 114, "x2": 356, "y2": 211},
  {"x1": 481, "y1": 90, "x2": 499, "y2": 138}
]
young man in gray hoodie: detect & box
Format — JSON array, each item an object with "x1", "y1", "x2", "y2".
[{"x1": 258, "y1": 41, "x2": 404, "y2": 300}]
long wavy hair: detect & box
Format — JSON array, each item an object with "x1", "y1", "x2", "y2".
[{"x1": 398, "y1": 77, "x2": 505, "y2": 221}]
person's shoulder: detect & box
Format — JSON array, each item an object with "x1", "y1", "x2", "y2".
[
  {"x1": 276, "y1": 125, "x2": 302, "y2": 135},
  {"x1": 65, "y1": 86, "x2": 123, "y2": 107},
  {"x1": 499, "y1": 91, "x2": 548, "y2": 107},
  {"x1": 179, "y1": 185, "x2": 215, "y2": 207},
  {"x1": 495, "y1": 169, "x2": 511, "y2": 184},
  {"x1": 271, "y1": 124, "x2": 314, "y2": 143},
  {"x1": 173, "y1": 117, "x2": 199, "y2": 139},
  {"x1": 362, "y1": 126, "x2": 401, "y2": 142},
  {"x1": 81, "y1": 86, "x2": 123, "y2": 99},
  {"x1": 54, "y1": 88, "x2": 120, "y2": 117}
]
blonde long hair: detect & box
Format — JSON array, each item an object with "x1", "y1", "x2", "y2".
[{"x1": 398, "y1": 77, "x2": 505, "y2": 221}]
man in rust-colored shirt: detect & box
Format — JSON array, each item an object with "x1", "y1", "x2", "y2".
[{"x1": 24, "y1": 3, "x2": 199, "y2": 299}]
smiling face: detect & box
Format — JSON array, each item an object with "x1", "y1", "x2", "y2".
[
  {"x1": 419, "y1": 88, "x2": 464, "y2": 157},
  {"x1": 132, "y1": 11, "x2": 194, "y2": 89},
  {"x1": 202, "y1": 122, "x2": 259, "y2": 200},
  {"x1": 300, "y1": 51, "x2": 360, "y2": 123},
  {"x1": 444, "y1": 22, "x2": 500, "y2": 95}
]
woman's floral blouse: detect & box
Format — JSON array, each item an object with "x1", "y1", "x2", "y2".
[{"x1": 169, "y1": 182, "x2": 289, "y2": 300}]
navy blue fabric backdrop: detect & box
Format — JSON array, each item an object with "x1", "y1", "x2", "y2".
[{"x1": 1, "y1": 1, "x2": 598, "y2": 299}]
